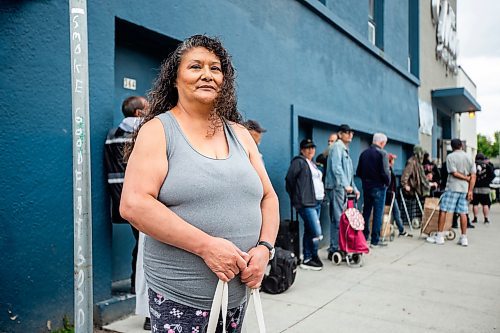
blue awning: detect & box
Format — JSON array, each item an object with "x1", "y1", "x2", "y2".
[{"x1": 431, "y1": 87, "x2": 481, "y2": 113}]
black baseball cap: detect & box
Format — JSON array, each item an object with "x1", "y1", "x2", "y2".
[
  {"x1": 300, "y1": 138, "x2": 316, "y2": 149},
  {"x1": 338, "y1": 124, "x2": 353, "y2": 133}
]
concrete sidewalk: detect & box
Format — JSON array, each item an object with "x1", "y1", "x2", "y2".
[{"x1": 105, "y1": 205, "x2": 500, "y2": 333}]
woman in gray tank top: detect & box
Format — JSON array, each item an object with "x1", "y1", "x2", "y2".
[{"x1": 121, "y1": 35, "x2": 279, "y2": 332}]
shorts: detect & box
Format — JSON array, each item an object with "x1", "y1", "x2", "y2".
[
  {"x1": 148, "y1": 288, "x2": 246, "y2": 333},
  {"x1": 440, "y1": 191, "x2": 468, "y2": 214},
  {"x1": 471, "y1": 193, "x2": 491, "y2": 207}
]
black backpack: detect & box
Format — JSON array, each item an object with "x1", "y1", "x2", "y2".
[{"x1": 261, "y1": 247, "x2": 298, "y2": 294}]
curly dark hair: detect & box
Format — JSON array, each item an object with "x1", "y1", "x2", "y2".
[{"x1": 125, "y1": 34, "x2": 241, "y2": 160}]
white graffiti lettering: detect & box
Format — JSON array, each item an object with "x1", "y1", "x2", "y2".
[
  {"x1": 77, "y1": 246, "x2": 86, "y2": 266},
  {"x1": 73, "y1": 59, "x2": 82, "y2": 74},
  {"x1": 77, "y1": 195, "x2": 82, "y2": 215},
  {"x1": 72, "y1": 15, "x2": 79, "y2": 29},
  {"x1": 77, "y1": 290, "x2": 84, "y2": 305},
  {"x1": 75, "y1": 79, "x2": 83, "y2": 93},
  {"x1": 77, "y1": 269, "x2": 85, "y2": 287},
  {"x1": 77, "y1": 308, "x2": 85, "y2": 327}
]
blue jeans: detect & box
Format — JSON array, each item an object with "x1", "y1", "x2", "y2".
[
  {"x1": 390, "y1": 193, "x2": 405, "y2": 234},
  {"x1": 362, "y1": 186, "x2": 387, "y2": 245},
  {"x1": 327, "y1": 189, "x2": 345, "y2": 253},
  {"x1": 297, "y1": 201, "x2": 322, "y2": 261}
]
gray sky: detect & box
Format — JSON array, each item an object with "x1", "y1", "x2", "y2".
[{"x1": 458, "y1": 0, "x2": 500, "y2": 139}]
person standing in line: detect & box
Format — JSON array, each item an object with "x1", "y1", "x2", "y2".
[
  {"x1": 426, "y1": 139, "x2": 475, "y2": 246},
  {"x1": 356, "y1": 133, "x2": 391, "y2": 248},
  {"x1": 325, "y1": 124, "x2": 359, "y2": 260},
  {"x1": 401, "y1": 146, "x2": 436, "y2": 197},
  {"x1": 471, "y1": 153, "x2": 495, "y2": 224},
  {"x1": 243, "y1": 119, "x2": 266, "y2": 146},
  {"x1": 316, "y1": 133, "x2": 338, "y2": 181},
  {"x1": 286, "y1": 139, "x2": 325, "y2": 270},
  {"x1": 387, "y1": 154, "x2": 412, "y2": 237},
  {"x1": 104, "y1": 95, "x2": 151, "y2": 329},
  {"x1": 120, "y1": 35, "x2": 279, "y2": 332},
  {"x1": 104, "y1": 95, "x2": 148, "y2": 293}
]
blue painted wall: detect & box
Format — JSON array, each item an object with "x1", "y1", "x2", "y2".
[{"x1": 0, "y1": 0, "x2": 419, "y2": 331}]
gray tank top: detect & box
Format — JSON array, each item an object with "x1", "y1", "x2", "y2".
[{"x1": 143, "y1": 112, "x2": 263, "y2": 309}]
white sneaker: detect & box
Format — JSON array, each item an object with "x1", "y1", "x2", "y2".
[
  {"x1": 458, "y1": 235, "x2": 468, "y2": 247},
  {"x1": 426, "y1": 234, "x2": 445, "y2": 245}
]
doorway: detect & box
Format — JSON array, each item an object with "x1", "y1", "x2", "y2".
[{"x1": 112, "y1": 19, "x2": 179, "y2": 285}]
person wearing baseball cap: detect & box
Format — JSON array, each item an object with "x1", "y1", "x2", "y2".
[
  {"x1": 286, "y1": 138, "x2": 325, "y2": 270},
  {"x1": 324, "y1": 124, "x2": 360, "y2": 261},
  {"x1": 243, "y1": 119, "x2": 267, "y2": 145}
]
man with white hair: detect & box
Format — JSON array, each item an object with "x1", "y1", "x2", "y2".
[{"x1": 356, "y1": 133, "x2": 391, "y2": 247}]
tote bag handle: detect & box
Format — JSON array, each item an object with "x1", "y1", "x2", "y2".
[{"x1": 207, "y1": 280, "x2": 266, "y2": 333}]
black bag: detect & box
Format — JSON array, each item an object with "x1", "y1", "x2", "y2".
[
  {"x1": 261, "y1": 247, "x2": 298, "y2": 294},
  {"x1": 275, "y1": 207, "x2": 300, "y2": 259}
]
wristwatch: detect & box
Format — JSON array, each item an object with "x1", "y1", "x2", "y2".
[{"x1": 257, "y1": 241, "x2": 275, "y2": 260}]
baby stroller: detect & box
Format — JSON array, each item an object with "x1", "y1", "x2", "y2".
[{"x1": 331, "y1": 194, "x2": 369, "y2": 267}]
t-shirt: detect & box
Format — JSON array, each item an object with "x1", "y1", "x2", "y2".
[
  {"x1": 306, "y1": 159, "x2": 325, "y2": 201},
  {"x1": 445, "y1": 150, "x2": 475, "y2": 193}
]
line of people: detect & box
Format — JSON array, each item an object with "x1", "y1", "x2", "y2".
[
  {"x1": 285, "y1": 128, "x2": 495, "y2": 271},
  {"x1": 285, "y1": 125, "x2": 412, "y2": 271}
]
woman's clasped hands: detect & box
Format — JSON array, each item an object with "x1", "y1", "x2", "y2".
[{"x1": 201, "y1": 237, "x2": 269, "y2": 289}]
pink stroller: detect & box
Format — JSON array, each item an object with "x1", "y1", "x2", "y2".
[{"x1": 331, "y1": 195, "x2": 369, "y2": 267}]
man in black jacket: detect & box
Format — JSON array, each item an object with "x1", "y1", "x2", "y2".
[
  {"x1": 471, "y1": 153, "x2": 495, "y2": 224},
  {"x1": 104, "y1": 96, "x2": 147, "y2": 292},
  {"x1": 286, "y1": 139, "x2": 325, "y2": 270},
  {"x1": 356, "y1": 133, "x2": 390, "y2": 247}
]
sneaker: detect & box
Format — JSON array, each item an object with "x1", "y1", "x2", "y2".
[
  {"x1": 370, "y1": 242, "x2": 388, "y2": 248},
  {"x1": 457, "y1": 235, "x2": 468, "y2": 247},
  {"x1": 426, "y1": 234, "x2": 445, "y2": 245},
  {"x1": 399, "y1": 231, "x2": 413, "y2": 237},
  {"x1": 312, "y1": 256, "x2": 324, "y2": 268},
  {"x1": 472, "y1": 217, "x2": 478, "y2": 223},
  {"x1": 484, "y1": 219, "x2": 490, "y2": 224},
  {"x1": 300, "y1": 258, "x2": 323, "y2": 271},
  {"x1": 467, "y1": 223, "x2": 475, "y2": 229},
  {"x1": 143, "y1": 317, "x2": 151, "y2": 330}
]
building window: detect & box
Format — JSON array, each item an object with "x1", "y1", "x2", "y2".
[
  {"x1": 368, "y1": 0, "x2": 384, "y2": 49},
  {"x1": 408, "y1": 0, "x2": 419, "y2": 77},
  {"x1": 368, "y1": 0, "x2": 376, "y2": 44}
]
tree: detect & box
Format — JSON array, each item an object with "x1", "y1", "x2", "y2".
[{"x1": 477, "y1": 131, "x2": 499, "y2": 158}]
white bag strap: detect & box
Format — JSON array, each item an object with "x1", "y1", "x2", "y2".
[
  {"x1": 207, "y1": 280, "x2": 266, "y2": 333},
  {"x1": 251, "y1": 288, "x2": 266, "y2": 332},
  {"x1": 207, "y1": 280, "x2": 229, "y2": 333}
]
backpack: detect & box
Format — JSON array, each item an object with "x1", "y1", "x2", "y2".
[
  {"x1": 476, "y1": 161, "x2": 495, "y2": 187},
  {"x1": 261, "y1": 247, "x2": 297, "y2": 294}
]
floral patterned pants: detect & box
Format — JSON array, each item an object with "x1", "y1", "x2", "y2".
[{"x1": 148, "y1": 288, "x2": 246, "y2": 333}]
